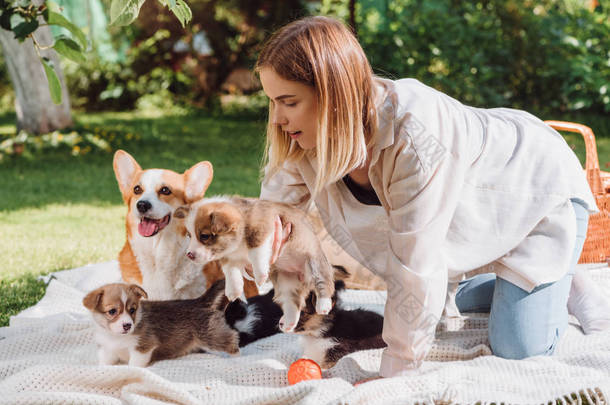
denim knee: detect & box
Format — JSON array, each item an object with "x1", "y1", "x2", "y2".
[{"x1": 489, "y1": 324, "x2": 560, "y2": 360}]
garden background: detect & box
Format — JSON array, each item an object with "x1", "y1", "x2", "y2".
[{"x1": 0, "y1": 0, "x2": 609, "y2": 326}]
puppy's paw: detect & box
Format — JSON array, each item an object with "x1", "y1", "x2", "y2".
[
  {"x1": 127, "y1": 353, "x2": 151, "y2": 368},
  {"x1": 279, "y1": 313, "x2": 299, "y2": 333},
  {"x1": 254, "y1": 271, "x2": 268, "y2": 287},
  {"x1": 225, "y1": 281, "x2": 244, "y2": 302},
  {"x1": 98, "y1": 349, "x2": 119, "y2": 366},
  {"x1": 315, "y1": 297, "x2": 332, "y2": 315}
]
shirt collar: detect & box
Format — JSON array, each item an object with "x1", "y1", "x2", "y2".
[{"x1": 370, "y1": 77, "x2": 397, "y2": 167}]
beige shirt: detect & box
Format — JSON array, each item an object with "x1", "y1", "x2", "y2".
[{"x1": 260, "y1": 77, "x2": 597, "y2": 377}]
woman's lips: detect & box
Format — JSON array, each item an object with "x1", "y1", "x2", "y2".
[{"x1": 288, "y1": 131, "x2": 302, "y2": 139}]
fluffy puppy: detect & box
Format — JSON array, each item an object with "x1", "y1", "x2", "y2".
[
  {"x1": 293, "y1": 277, "x2": 386, "y2": 369},
  {"x1": 177, "y1": 196, "x2": 335, "y2": 332},
  {"x1": 83, "y1": 280, "x2": 240, "y2": 367}
]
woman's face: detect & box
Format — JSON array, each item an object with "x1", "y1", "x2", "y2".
[{"x1": 259, "y1": 68, "x2": 318, "y2": 150}]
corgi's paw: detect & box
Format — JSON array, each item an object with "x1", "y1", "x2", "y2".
[
  {"x1": 225, "y1": 282, "x2": 243, "y2": 302},
  {"x1": 127, "y1": 350, "x2": 152, "y2": 368},
  {"x1": 97, "y1": 348, "x2": 119, "y2": 366},
  {"x1": 279, "y1": 312, "x2": 299, "y2": 333},
  {"x1": 255, "y1": 274, "x2": 268, "y2": 287},
  {"x1": 253, "y1": 267, "x2": 269, "y2": 287},
  {"x1": 316, "y1": 297, "x2": 332, "y2": 315}
]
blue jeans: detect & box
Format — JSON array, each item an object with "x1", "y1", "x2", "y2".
[{"x1": 455, "y1": 200, "x2": 589, "y2": 359}]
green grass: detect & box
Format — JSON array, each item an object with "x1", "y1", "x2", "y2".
[{"x1": 0, "y1": 109, "x2": 608, "y2": 327}]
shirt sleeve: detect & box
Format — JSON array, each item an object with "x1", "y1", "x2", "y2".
[
  {"x1": 259, "y1": 159, "x2": 312, "y2": 211},
  {"x1": 379, "y1": 122, "x2": 465, "y2": 377}
]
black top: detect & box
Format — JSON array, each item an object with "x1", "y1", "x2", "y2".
[{"x1": 342, "y1": 175, "x2": 382, "y2": 206}]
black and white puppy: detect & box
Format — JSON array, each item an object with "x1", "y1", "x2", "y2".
[
  {"x1": 293, "y1": 279, "x2": 385, "y2": 368},
  {"x1": 227, "y1": 267, "x2": 385, "y2": 368}
]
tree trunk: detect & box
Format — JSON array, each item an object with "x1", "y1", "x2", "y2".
[
  {"x1": 349, "y1": 0, "x2": 357, "y2": 36},
  {"x1": 0, "y1": 22, "x2": 72, "y2": 134}
]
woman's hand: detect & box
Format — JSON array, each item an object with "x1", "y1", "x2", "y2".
[
  {"x1": 270, "y1": 215, "x2": 291, "y2": 264},
  {"x1": 353, "y1": 376, "x2": 383, "y2": 386}
]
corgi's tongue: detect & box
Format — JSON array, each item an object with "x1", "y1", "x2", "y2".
[{"x1": 138, "y1": 215, "x2": 170, "y2": 237}]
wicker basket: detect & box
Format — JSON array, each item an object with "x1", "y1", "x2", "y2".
[{"x1": 545, "y1": 120, "x2": 610, "y2": 263}]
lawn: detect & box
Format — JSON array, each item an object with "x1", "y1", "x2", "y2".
[{"x1": 0, "y1": 109, "x2": 608, "y2": 326}]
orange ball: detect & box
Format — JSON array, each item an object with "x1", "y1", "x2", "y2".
[{"x1": 287, "y1": 358, "x2": 322, "y2": 385}]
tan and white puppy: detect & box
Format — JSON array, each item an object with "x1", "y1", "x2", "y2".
[
  {"x1": 177, "y1": 196, "x2": 335, "y2": 333},
  {"x1": 83, "y1": 280, "x2": 240, "y2": 367}
]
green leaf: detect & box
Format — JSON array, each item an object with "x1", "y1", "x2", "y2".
[
  {"x1": 12, "y1": 19, "x2": 38, "y2": 40},
  {"x1": 46, "y1": 0, "x2": 62, "y2": 13},
  {"x1": 45, "y1": 11, "x2": 87, "y2": 50},
  {"x1": 110, "y1": 0, "x2": 146, "y2": 27},
  {"x1": 41, "y1": 59, "x2": 62, "y2": 105},
  {"x1": 53, "y1": 37, "x2": 86, "y2": 63},
  {"x1": 170, "y1": 0, "x2": 192, "y2": 28}
]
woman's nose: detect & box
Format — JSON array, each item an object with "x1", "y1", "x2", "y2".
[{"x1": 272, "y1": 107, "x2": 288, "y2": 126}]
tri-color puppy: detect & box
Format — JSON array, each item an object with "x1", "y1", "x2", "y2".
[
  {"x1": 83, "y1": 280, "x2": 240, "y2": 367},
  {"x1": 227, "y1": 266, "x2": 385, "y2": 369},
  {"x1": 293, "y1": 279, "x2": 385, "y2": 369},
  {"x1": 177, "y1": 196, "x2": 335, "y2": 332},
  {"x1": 112, "y1": 150, "x2": 258, "y2": 300}
]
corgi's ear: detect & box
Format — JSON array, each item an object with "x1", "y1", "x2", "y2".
[
  {"x1": 184, "y1": 161, "x2": 213, "y2": 203},
  {"x1": 128, "y1": 284, "x2": 148, "y2": 300},
  {"x1": 203, "y1": 280, "x2": 230, "y2": 310},
  {"x1": 304, "y1": 291, "x2": 317, "y2": 314},
  {"x1": 332, "y1": 265, "x2": 350, "y2": 281},
  {"x1": 210, "y1": 209, "x2": 238, "y2": 235},
  {"x1": 113, "y1": 150, "x2": 142, "y2": 199},
  {"x1": 174, "y1": 206, "x2": 190, "y2": 219},
  {"x1": 83, "y1": 287, "x2": 104, "y2": 310}
]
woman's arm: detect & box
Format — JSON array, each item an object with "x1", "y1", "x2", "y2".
[
  {"x1": 379, "y1": 124, "x2": 466, "y2": 377},
  {"x1": 260, "y1": 159, "x2": 311, "y2": 211}
]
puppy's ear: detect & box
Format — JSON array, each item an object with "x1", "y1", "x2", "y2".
[
  {"x1": 113, "y1": 150, "x2": 142, "y2": 200},
  {"x1": 332, "y1": 265, "x2": 350, "y2": 281},
  {"x1": 174, "y1": 206, "x2": 190, "y2": 219},
  {"x1": 210, "y1": 210, "x2": 237, "y2": 235},
  {"x1": 128, "y1": 284, "x2": 148, "y2": 300},
  {"x1": 83, "y1": 287, "x2": 104, "y2": 310},
  {"x1": 303, "y1": 292, "x2": 317, "y2": 314},
  {"x1": 184, "y1": 161, "x2": 213, "y2": 203},
  {"x1": 203, "y1": 280, "x2": 230, "y2": 310}
]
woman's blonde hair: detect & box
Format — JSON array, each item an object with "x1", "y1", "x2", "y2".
[{"x1": 255, "y1": 16, "x2": 377, "y2": 197}]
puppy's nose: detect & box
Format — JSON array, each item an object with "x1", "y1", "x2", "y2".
[
  {"x1": 123, "y1": 323, "x2": 132, "y2": 332},
  {"x1": 137, "y1": 200, "x2": 152, "y2": 213},
  {"x1": 186, "y1": 251, "x2": 196, "y2": 261}
]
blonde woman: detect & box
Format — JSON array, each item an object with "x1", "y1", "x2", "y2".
[{"x1": 257, "y1": 16, "x2": 610, "y2": 378}]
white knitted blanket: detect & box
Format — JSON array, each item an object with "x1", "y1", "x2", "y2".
[{"x1": 1, "y1": 261, "x2": 609, "y2": 405}]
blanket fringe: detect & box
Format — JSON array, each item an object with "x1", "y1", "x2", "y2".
[
  {"x1": 420, "y1": 387, "x2": 607, "y2": 405},
  {"x1": 556, "y1": 387, "x2": 607, "y2": 405}
]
